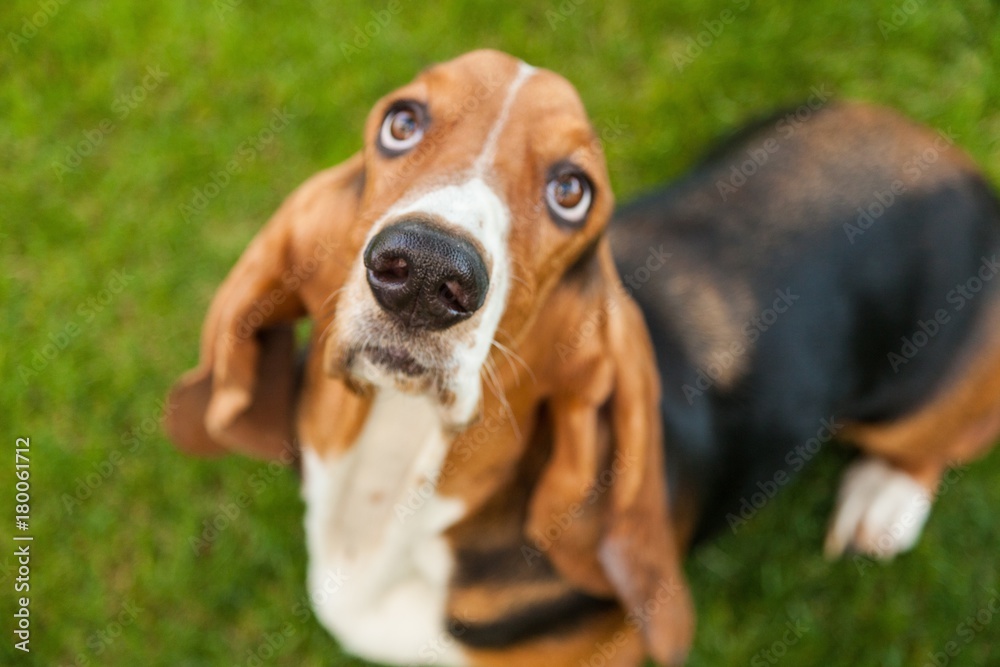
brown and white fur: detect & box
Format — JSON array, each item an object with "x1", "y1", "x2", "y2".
[
  {"x1": 165, "y1": 50, "x2": 1000, "y2": 666},
  {"x1": 166, "y1": 50, "x2": 692, "y2": 666}
]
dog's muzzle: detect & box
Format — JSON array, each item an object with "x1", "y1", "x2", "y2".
[{"x1": 364, "y1": 220, "x2": 489, "y2": 331}]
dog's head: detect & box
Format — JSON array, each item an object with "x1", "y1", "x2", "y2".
[
  {"x1": 166, "y1": 50, "x2": 613, "y2": 451},
  {"x1": 322, "y1": 50, "x2": 614, "y2": 427}
]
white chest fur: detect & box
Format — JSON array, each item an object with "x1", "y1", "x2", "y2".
[{"x1": 302, "y1": 390, "x2": 468, "y2": 666}]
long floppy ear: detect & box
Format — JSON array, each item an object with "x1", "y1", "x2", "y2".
[
  {"x1": 527, "y1": 240, "x2": 694, "y2": 666},
  {"x1": 164, "y1": 155, "x2": 364, "y2": 460}
]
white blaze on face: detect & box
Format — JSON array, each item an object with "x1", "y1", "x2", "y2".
[
  {"x1": 354, "y1": 61, "x2": 538, "y2": 424},
  {"x1": 472, "y1": 61, "x2": 536, "y2": 175}
]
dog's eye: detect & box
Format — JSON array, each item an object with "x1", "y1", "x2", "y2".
[
  {"x1": 379, "y1": 102, "x2": 426, "y2": 155},
  {"x1": 545, "y1": 168, "x2": 593, "y2": 226}
]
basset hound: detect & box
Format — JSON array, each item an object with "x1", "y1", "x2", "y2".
[
  {"x1": 165, "y1": 48, "x2": 1000, "y2": 666},
  {"x1": 166, "y1": 50, "x2": 692, "y2": 666}
]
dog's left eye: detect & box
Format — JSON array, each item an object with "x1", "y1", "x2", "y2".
[
  {"x1": 379, "y1": 102, "x2": 426, "y2": 155},
  {"x1": 545, "y1": 168, "x2": 593, "y2": 226}
]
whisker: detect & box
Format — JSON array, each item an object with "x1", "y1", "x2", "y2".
[
  {"x1": 491, "y1": 341, "x2": 520, "y2": 387},
  {"x1": 508, "y1": 272, "x2": 531, "y2": 291},
  {"x1": 481, "y1": 356, "x2": 520, "y2": 441},
  {"x1": 481, "y1": 357, "x2": 502, "y2": 401},
  {"x1": 495, "y1": 326, "x2": 517, "y2": 348},
  {"x1": 318, "y1": 286, "x2": 348, "y2": 319},
  {"x1": 319, "y1": 319, "x2": 336, "y2": 345},
  {"x1": 491, "y1": 339, "x2": 534, "y2": 385}
]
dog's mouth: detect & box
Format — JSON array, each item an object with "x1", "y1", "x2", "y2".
[
  {"x1": 326, "y1": 318, "x2": 484, "y2": 427},
  {"x1": 336, "y1": 335, "x2": 446, "y2": 393},
  {"x1": 363, "y1": 344, "x2": 427, "y2": 377},
  {"x1": 324, "y1": 286, "x2": 482, "y2": 423}
]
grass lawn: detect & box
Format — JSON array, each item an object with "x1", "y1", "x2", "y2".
[{"x1": 3, "y1": 0, "x2": 999, "y2": 665}]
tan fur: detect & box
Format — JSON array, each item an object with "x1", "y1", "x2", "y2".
[
  {"x1": 465, "y1": 610, "x2": 646, "y2": 667},
  {"x1": 450, "y1": 580, "x2": 582, "y2": 625},
  {"x1": 663, "y1": 271, "x2": 755, "y2": 389}
]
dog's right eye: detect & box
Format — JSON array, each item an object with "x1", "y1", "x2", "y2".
[
  {"x1": 545, "y1": 165, "x2": 593, "y2": 227},
  {"x1": 378, "y1": 102, "x2": 426, "y2": 156}
]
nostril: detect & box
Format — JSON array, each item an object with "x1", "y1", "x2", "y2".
[
  {"x1": 438, "y1": 280, "x2": 470, "y2": 314},
  {"x1": 371, "y1": 256, "x2": 410, "y2": 285}
]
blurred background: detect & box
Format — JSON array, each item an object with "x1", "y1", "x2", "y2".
[{"x1": 3, "y1": 1, "x2": 999, "y2": 665}]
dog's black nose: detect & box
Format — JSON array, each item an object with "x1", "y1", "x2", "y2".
[{"x1": 364, "y1": 221, "x2": 489, "y2": 330}]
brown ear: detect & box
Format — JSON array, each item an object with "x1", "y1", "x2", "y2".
[
  {"x1": 164, "y1": 155, "x2": 364, "y2": 460},
  {"x1": 527, "y1": 240, "x2": 694, "y2": 666}
]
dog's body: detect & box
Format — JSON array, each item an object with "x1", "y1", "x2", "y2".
[
  {"x1": 165, "y1": 51, "x2": 1000, "y2": 667},
  {"x1": 611, "y1": 102, "x2": 1000, "y2": 552}
]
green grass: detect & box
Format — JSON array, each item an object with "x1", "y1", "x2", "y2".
[{"x1": 2, "y1": 0, "x2": 999, "y2": 665}]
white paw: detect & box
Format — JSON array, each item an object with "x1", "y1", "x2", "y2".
[{"x1": 824, "y1": 458, "x2": 932, "y2": 560}]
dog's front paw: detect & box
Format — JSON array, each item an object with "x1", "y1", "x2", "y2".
[{"x1": 824, "y1": 457, "x2": 932, "y2": 560}]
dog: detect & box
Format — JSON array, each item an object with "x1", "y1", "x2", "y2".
[
  {"x1": 166, "y1": 50, "x2": 693, "y2": 667},
  {"x1": 165, "y1": 49, "x2": 1000, "y2": 666}
]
